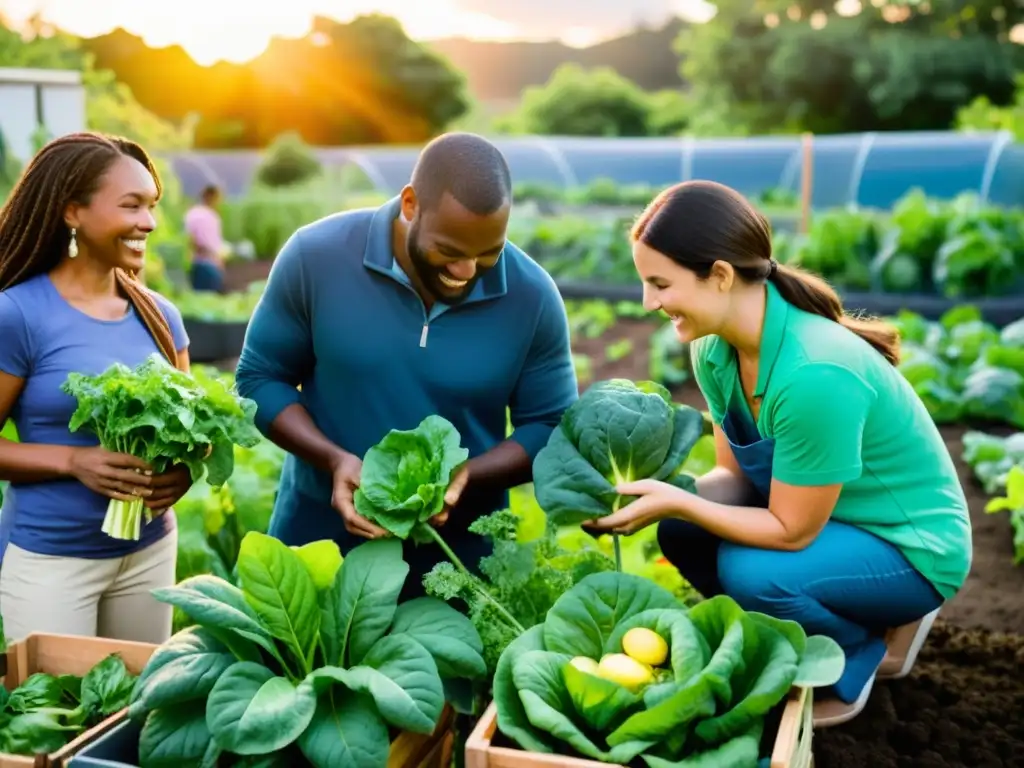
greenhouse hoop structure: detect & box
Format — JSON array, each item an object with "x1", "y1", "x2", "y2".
[{"x1": 164, "y1": 130, "x2": 1024, "y2": 210}]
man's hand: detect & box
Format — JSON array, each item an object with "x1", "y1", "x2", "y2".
[
  {"x1": 330, "y1": 451, "x2": 387, "y2": 539},
  {"x1": 430, "y1": 463, "x2": 471, "y2": 528},
  {"x1": 144, "y1": 464, "x2": 193, "y2": 515}
]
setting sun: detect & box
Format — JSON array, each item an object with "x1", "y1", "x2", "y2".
[{"x1": 2, "y1": 0, "x2": 522, "y2": 65}]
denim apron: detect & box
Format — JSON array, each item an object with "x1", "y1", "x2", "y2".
[{"x1": 720, "y1": 410, "x2": 775, "y2": 503}]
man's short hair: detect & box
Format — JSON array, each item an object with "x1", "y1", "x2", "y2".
[
  {"x1": 201, "y1": 184, "x2": 220, "y2": 201},
  {"x1": 411, "y1": 132, "x2": 512, "y2": 216}
]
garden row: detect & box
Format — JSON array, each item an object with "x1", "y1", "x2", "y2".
[{"x1": 2, "y1": 380, "x2": 841, "y2": 768}]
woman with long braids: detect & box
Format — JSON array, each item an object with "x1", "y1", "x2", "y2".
[
  {"x1": 584, "y1": 181, "x2": 971, "y2": 725},
  {"x1": 0, "y1": 132, "x2": 191, "y2": 644}
]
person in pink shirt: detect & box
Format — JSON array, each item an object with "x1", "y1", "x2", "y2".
[{"x1": 184, "y1": 185, "x2": 227, "y2": 292}]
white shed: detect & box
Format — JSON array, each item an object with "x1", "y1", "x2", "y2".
[{"x1": 0, "y1": 67, "x2": 85, "y2": 163}]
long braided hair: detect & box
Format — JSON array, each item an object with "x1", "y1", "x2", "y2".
[{"x1": 0, "y1": 132, "x2": 179, "y2": 367}]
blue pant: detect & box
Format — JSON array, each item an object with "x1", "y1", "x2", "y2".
[{"x1": 657, "y1": 518, "x2": 944, "y2": 703}]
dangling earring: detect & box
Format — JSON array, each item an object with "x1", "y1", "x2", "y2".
[{"x1": 68, "y1": 228, "x2": 79, "y2": 259}]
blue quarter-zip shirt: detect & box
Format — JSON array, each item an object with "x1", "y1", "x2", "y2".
[{"x1": 235, "y1": 197, "x2": 578, "y2": 552}]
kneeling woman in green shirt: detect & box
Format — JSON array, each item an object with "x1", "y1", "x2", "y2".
[{"x1": 585, "y1": 181, "x2": 972, "y2": 723}]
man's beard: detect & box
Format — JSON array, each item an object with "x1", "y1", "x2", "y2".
[{"x1": 407, "y1": 225, "x2": 479, "y2": 305}]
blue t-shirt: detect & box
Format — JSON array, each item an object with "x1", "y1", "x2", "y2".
[{"x1": 0, "y1": 274, "x2": 189, "y2": 559}]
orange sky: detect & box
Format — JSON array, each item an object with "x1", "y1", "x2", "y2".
[{"x1": 1, "y1": 0, "x2": 717, "y2": 66}]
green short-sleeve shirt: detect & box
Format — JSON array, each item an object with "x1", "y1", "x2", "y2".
[{"x1": 690, "y1": 282, "x2": 972, "y2": 600}]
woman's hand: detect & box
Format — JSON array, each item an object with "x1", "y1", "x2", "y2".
[
  {"x1": 68, "y1": 446, "x2": 154, "y2": 501},
  {"x1": 583, "y1": 479, "x2": 692, "y2": 536},
  {"x1": 144, "y1": 464, "x2": 194, "y2": 515}
]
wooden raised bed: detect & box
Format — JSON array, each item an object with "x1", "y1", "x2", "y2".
[
  {"x1": 465, "y1": 687, "x2": 815, "y2": 768},
  {"x1": 65, "y1": 692, "x2": 457, "y2": 767},
  {"x1": 0, "y1": 633, "x2": 158, "y2": 768}
]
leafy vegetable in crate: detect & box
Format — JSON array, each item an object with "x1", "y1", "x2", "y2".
[
  {"x1": 532, "y1": 379, "x2": 705, "y2": 525},
  {"x1": 494, "y1": 572, "x2": 844, "y2": 767},
  {"x1": 127, "y1": 532, "x2": 486, "y2": 767},
  {"x1": 0, "y1": 653, "x2": 138, "y2": 756},
  {"x1": 61, "y1": 354, "x2": 263, "y2": 540}
]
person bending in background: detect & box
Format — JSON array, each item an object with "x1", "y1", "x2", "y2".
[
  {"x1": 185, "y1": 183, "x2": 228, "y2": 293},
  {"x1": 235, "y1": 132, "x2": 578, "y2": 596},
  {"x1": 0, "y1": 132, "x2": 192, "y2": 644},
  {"x1": 584, "y1": 180, "x2": 972, "y2": 726}
]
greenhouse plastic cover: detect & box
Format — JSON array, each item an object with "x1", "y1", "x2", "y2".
[{"x1": 165, "y1": 130, "x2": 1024, "y2": 210}]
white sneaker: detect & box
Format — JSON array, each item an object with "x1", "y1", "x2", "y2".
[
  {"x1": 812, "y1": 672, "x2": 876, "y2": 729},
  {"x1": 878, "y1": 606, "x2": 941, "y2": 680}
]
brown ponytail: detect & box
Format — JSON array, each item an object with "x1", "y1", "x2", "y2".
[
  {"x1": 632, "y1": 180, "x2": 901, "y2": 366},
  {"x1": 116, "y1": 269, "x2": 180, "y2": 369},
  {"x1": 767, "y1": 262, "x2": 900, "y2": 365}
]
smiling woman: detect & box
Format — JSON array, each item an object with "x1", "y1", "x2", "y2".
[{"x1": 0, "y1": 132, "x2": 191, "y2": 647}]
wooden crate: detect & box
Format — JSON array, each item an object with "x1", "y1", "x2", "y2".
[
  {"x1": 389, "y1": 703, "x2": 457, "y2": 768},
  {"x1": 465, "y1": 687, "x2": 815, "y2": 768},
  {"x1": 0, "y1": 633, "x2": 158, "y2": 768}
]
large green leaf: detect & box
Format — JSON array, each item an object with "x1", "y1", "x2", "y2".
[
  {"x1": 308, "y1": 634, "x2": 444, "y2": 734},
  {"x1": 326, "y1": 538, "x2": 408, "y2": 667},
  {"x1": 206, "y1": 661, "x2": 317, "y2": 755},
  {"x1": 138, "y1": 702, "x2": 219, "y2": 768},
  {"x1": 493, "y1": 625, "x2": 558, "y2": 754},
  {"x1": 297, "y1": 689, "x2": 391, "y2": 768},
  {"x1": 130, "y1": 628, "x2": 236, "y2": 716},
  {"x1": 152, "y1": 576, "x2": 273, "y2": 649},
  {"x1": 236, "y1": 532, "x2": 320, "y2": 675},
  {"x1": 388, "y1": 597, "x2": 487, "y2": 680}
]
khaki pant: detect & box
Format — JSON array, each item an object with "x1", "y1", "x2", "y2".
[{"x1": 0, "y1": 530, "x2": 177, "y2": 645}]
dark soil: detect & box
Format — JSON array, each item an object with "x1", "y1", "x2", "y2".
[{"x1": 575, "y1": 318, "x2": 1024, "y2": 768}]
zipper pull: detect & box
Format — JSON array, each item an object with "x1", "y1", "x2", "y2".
[{"x1": 419, "y1": 323, "x2": 429, "y2": 348}]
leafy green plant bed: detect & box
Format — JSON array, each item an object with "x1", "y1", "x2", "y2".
[
  {"x1": 508, "y1": 189, "x2": 1024, "y2": 301},
  {"x1": 126, "y1": 532, "x2": 485, "y2": 767},
  {"x1": 892, "y1": 307, "x2": 1024, "y2": 429}
]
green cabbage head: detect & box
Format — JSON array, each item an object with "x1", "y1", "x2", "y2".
[
  {"x1": 533, "y1": 379, "x2": 705, "y2": 525},
  {"x1": 493, "y1": 572, "x2": 845, "y2": 767}
]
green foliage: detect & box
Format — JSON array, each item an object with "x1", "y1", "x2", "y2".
[
  {"x1": 678, "y1": 0, "x2": 1024, "y2": 135},
  {"x1": 0, "y1": 654, "x2": 138, "y2": 756},
  {"x1": 255, "y1": 133, "x2": 322, "y2": 188},
  {"x1": 957, "y1": 73, "x2": 1024, "y2": 140},
  {"x1": 507, "y1": 189, "x2": 1024, "y2": 299},
  {"x1": 354, "y1": 415, "x2": 468, "y2": 541},
  {"x1": 983, "y1": 466, "x2": 1024, "y2": 565},
  {"x1": 891, "y1": 307, "x2": 1024, "y2": 429},
  {"x1": 129, "y1": 534, "x2": 485, "y2": 766},
  {"x1": 424, "y1": 509, "x2": 615, "y2": 673},
  {"x1": 533, "y1": 380, "x2": 705, "y2": 525},
  {"x1": 492, "y1": 572, "x2": 844, "y2": 763},
  {"x1": 61, "y1": 355, "x2": 263, "y2": 539},
  {"x1": 500, "y1": 64, "x2": 687, "y2": 138}
]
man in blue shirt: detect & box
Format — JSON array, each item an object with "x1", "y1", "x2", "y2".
[{"x1": 235, "y1": 133, "x2": 578, "y2": 592}]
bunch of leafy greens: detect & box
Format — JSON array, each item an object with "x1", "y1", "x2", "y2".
[
  {"x1": 424, "y1": 509, "x2": 615, "y2": 675},
  {"x1": 532, "y1": 379, "x2": 705, "y2": 568},
  {"x1": 128, "y1": 532, "x2": 485, "y2": 767},
  {"x1": 495, "y1": 572, "x2": 845, "y2": 767},
  {"x1": 352, "y1": 416, "x2": 528, "y2": 647},
  {"x1": 61, "y1": 354, "x2": 263, "y2": 540},
  {"x1": 0, "y1": 654, "x2": 137, "y2": 756},
  {"x1": 354, "y1": 414, "x2": 468, "y2": 543}
]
